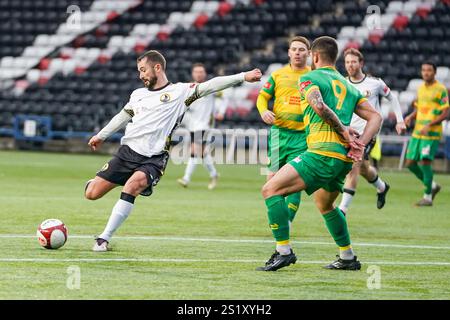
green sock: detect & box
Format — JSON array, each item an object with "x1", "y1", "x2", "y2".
[
  {"x1": 419, "y1": 164, "x2": 433, "y2": 194},
  {"x1": 265, "y1": 195, "x2": 290, "y2": 242},
  {"x1": 285, "y1": 192, "x2": 301, "y2": 222},
  {"x1": 322, "y1": 207, "x2": 351, "y2": 247},
  {"x1": 408, "y1": 163, "x2": 424, "y2": 182}
]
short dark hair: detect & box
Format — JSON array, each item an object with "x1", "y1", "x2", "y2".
[
  {"x1": 343, "y1": 48, "x2": 364, "y2": 62},
  {"x1": 137, "y1": 50, "x2": 166, "y2": 71},
  {"x1": 311, "y1": 36, "x2": 339, "y2": 64},
  {"x1": 289, "y1": 36, "x2": 310, "y2": 50},
  {"x1": 192, "y1": 63, "x2": 206, "y2": 72},
  {"x1": 422, "y1": 61, "x2": 437, "y2": 72}
]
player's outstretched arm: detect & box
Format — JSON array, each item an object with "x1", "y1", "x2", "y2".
[
  {"x1": 88, "y1": 109, "x2": 132, "y2": 151},
  {"x1": 354, "y1": 100, "x2": 383, "y2": 146},
  {"x1": 385, "y1": 92, "x2": 406, "y2": 135},
  {"x1": 185, "y1": 69, "x2": 262, "y2": 106}
]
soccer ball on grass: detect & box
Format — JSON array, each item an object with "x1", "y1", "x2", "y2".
[{"x1": 37, "y1": 219, "x2": 68, "y2": 249}]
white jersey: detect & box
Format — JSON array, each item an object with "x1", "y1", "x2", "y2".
[
  {"x1": 120, "y1": 82, "x2": 197, "y2": 157},
  {"x1": 347, "y1": 75, "x2": 390, "y2": 134},
  {"x1": 181, "y1": 92, "x2": 226, "y2": 132}
]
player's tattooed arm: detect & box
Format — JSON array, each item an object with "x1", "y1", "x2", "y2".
[{"x1": 306, "y1": 88, "x2": 348, "y2": 140}]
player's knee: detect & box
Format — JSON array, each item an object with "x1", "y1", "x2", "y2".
[
  {"x1": 315, "y1": 202, "x2": 333, "y2": 214},
  {"x1": 85, "y1": 188, "x2": 101, "y2": 200},
  {"x1": 359, "y1": 165, "x2": 369, "y2": 177},
  {"x1": 405, "y1": 160, "x2": 415, "y2": 168},
  {"x1": 261, "y1": 182, "x2": 277, "y2": 198}
]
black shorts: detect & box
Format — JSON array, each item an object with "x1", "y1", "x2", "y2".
[
  {"x1": 364, "y1": 137, "x2": 377, "y2": 160},
  {"x1": 96, "y1": 145, "x2": 169, "y2": 196}
]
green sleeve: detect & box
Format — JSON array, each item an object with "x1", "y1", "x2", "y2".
[{"x1": 260, "y1": 75, "x2": 275, "y2": 97}]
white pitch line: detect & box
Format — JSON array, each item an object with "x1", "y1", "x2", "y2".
[
  {"x1": 0, "y1": 234, "x2": 449, "y2": 250},
  {"x1": 0, "y1": 258, "x2": 449, "y2": 266}
]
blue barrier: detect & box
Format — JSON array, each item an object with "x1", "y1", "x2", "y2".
[{"x1": 9, "y1": 115, "x2": 123, "y2": 142}]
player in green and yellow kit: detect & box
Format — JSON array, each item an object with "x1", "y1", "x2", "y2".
[
  {"x1": 257, "y1": 36, "x2": 382, "y2": 272},
  {"x1": 257, "y1": 36, "x2": 311, "y2": 223},
  {"x1": 404, "y1": 62, "x2": 449, "y2": 206}
]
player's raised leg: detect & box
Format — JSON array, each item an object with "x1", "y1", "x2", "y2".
[
  {"x1": 85, "y1": 176, "x2": 117, "y2": 200},
  {"x1": 257, "y1": 163, "x2": 306, "y2": 271},
  {"x1": 359, "y1": 159, "x2": 390, "y2": 210},
  {"x1": 314, "y1": 189, "x2": 361, "y2": 270},
  {"x1": 94, "y1": 171, "x2": 148, "y2": 252}
]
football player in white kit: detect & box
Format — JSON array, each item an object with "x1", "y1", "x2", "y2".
[
  {"x1": 177, "y1": 63, "x2": 227, "y2": 189},
  {"x1": 85, "y1": 50, "x2": 262, "y2": 251},
  {"x1": 339, "y1": 48, "x2": 406, "y2": 215}
]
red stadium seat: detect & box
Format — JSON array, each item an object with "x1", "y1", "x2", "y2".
[{"x1": 393, "y1": 14, "x2": 409, "y2": 31}]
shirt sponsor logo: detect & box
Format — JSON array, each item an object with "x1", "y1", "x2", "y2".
[
  {"x1": 299, "y1": 80, "x2": 312, "y2": 92},
  {"x1": 263, "y1": 82, "x2": 272, "y2": 90},
  {"x1": 289, "y1": 96, "x2": 301, "y2": 105}
]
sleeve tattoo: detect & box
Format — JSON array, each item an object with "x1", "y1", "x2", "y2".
[{"x1": 307, "y1": 89, "x2": 346, "y2": 136}]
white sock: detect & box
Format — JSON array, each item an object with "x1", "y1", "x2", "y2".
[
  {"x1": 183, "y1": 157, "x2": 198, "y2": 182},
  {"x1": 371, "y1": 175, "x2": 386, "y2": 193},
  {"x1": 432, "y1": 181, "x2": 437, "y2": 189},
  {"x1": 203, "y1": 154, "x2": 217, "y2": 178},
  {"x1": 99, "y1": 196, "x2": 134, "y2": 241},
  {"x1": 276, "y1": 244, "x2": 292, "y2": 255},
  {"x1": 339, "y1": 246, "x2": 355, "y2": 260},
  {"x1": 339, "y1": 189, "x2": 355, "y2": 213},
  {"x1": 423, "y1": 193, "x2": 432, "y2": 201}
]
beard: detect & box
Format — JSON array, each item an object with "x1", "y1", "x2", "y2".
[
  {"x1": 144, "y1": 76, "x2": 157, "y2": 89},
  {"x1": 143, "y1": 69, "x2": 158, "y2": 89}
]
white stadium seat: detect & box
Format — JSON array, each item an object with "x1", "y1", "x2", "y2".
[
  {"x1": 181, "y1": 12, "x2": 198, "y2": 28},
  {"x1": 380, "y1": 13, "x2": 396, "y2": 29},
  {"x1": 62, "y1": 59, "x2": 77, "y2": 75},
  {"x1": 26, "y1": 69, "x2": 41, "y2": 83},
  {"x1": 436, "y1": 67, "x2": 450, "y2": 82},
  {"x1": 403, "y1": 2, "x2": 420, "y2": 16},
  {"x1": 191, "y1": 1, "x2": 207, "y2": 13},
  {"x1": 108, "y1": 36, "x2": 125, "y2": 49},
  {"x1": 407, "y1": 79, "x2": 423, "y2": 92},
  {"x1": 205, "y1": 1, "x2": 220, "y2": 15},
  {"x1": 167, "y1": 12, "x2": 184, "y2": 27},
  {"x1": 399, "y1": 91, "x2": 416, "y2": 110},
  {"x1": 266, "y1": 63, "x2": 283, "y2": 75},
  {"x1": 34, "y1": 35, "x2": 51, "y2": 47},
  {"x1": 1, "y1": 56, "x2": 15, "y2": 68},
  {"x1": 386, "y1": 1, "x2": 403, "y2": 14},
  {"x1": 339, "y1": 26, "x2": 356, "y2": 40}
]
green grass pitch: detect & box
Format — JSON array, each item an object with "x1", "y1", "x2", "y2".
[{"x1": 0, "y1": 150, "x2": 449, "y2": 299}]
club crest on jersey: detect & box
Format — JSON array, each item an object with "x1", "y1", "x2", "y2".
[
  {"x1": 263, "y1": 82, "x2": 272, "y2": 90},
  {"x1": 101, "y1": 163, "x2": 109, "y2": 171},
  {"x1": 160, "y1": 93, "x2": 171, "y2": 102},
  {"x1": 364, "y1": 90, "x2": 372, "y2": 97}
]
